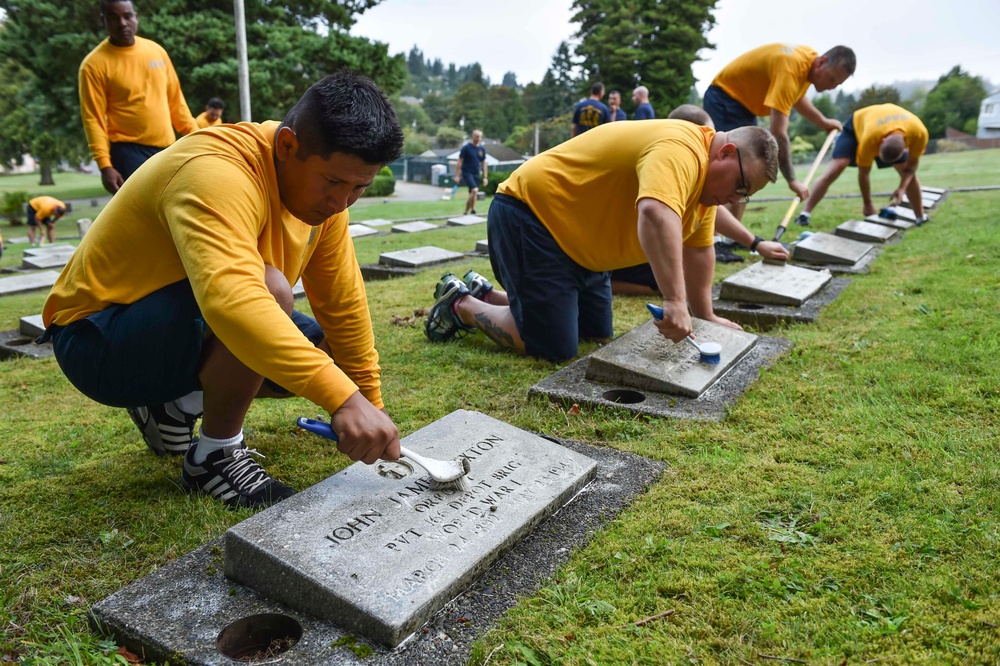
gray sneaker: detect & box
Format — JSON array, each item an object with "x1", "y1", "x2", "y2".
[
  {"x1": 127, "y1": 402, "x2": 200, "y2": 456},
  {"x1": 462, "y1": 270, "x2": 494, "y2": 301}
]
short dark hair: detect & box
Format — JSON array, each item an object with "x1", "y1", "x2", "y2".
[
  {"x1": 609, "y1": 89, "x2": 622, "y2": 97},
  {"x1": 823, "y1": 46, "x2": 856, "y2": 76},
  {"x1": 590, "y1": 81, "x2": 605, "y2": 96},
  {"x1": 206, "y1": 97, "x2": 225, "y2": 109},
  {"x1": 100, "y1": 0, "x2": 134, "y2": 14},
  {"x1": 281, "y1": 70, "x2": 404, "y2": 165}
]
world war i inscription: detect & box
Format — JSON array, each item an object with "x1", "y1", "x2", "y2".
[{"x1": 225, "y1": 410, "x2": 597, "y2": 648}]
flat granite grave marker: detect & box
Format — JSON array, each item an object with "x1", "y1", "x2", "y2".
[
  {"x1": 391, "y1": 221, "x2": 438, "y2": 233},
  {"x1": 446, "y1": 214, "x2": 486, "y2": 227},
  {"x1": 22, "y1": 252, "x2": 75, "y2": 270},
  {"x1": 586, "y1": 318, "x2": 757, "y2": 398},
  {"x1": 921, "y1": 186, "x2": 946, "y2": 195},
  {"x1": 0, "y1": 270, "x2": 61, "y2": 297},
  {"x1": 475, "y1": 239, "x2": 489, "y2": 254},
  {"x1": 225, "y1": 410, "x2": 597, "y2": 647},
  {"x1": 23, "y1": 243, "x2": 76, "y2": 257},
  {"x1": 902, "y1": 192, "x2": 940, "y2": 209},
  {"x1": 379, "y1": 246, "x2": 464, "y2": 268},
  {"x1": 864, "y1": 213, "x2": 915, "y2": 230},
  {"x1": 19, "y1": 314, "x2": 44, "y2": 337},
  {"x1": 360, "y1": 218, "x2": 393, "y2": 227},
  {"x1": 719, "y1": 261, "x2": 832, "y2": 306},
  {"x1": 882, "y1": 205, "x2": 920, "y2": 222},
  {"x1": 792, "y1": 232, "x2": 873, "y2": 265},
  {"x1": 834, "y1": 220, "x2": 900, "y2": 243},
  {"x1": 348, "y1": 224, "x2": 380, "y2": 238}
]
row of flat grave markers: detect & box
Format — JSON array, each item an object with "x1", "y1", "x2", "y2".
[{"x1": 349, "y1": 215, "x2": 486, "y2": 238}]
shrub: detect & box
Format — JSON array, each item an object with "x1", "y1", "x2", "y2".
[
  {"x1": 1, "y1": 191, "x2": 31, "y2": 225},
  {"x1": 483, "y1": 170, "x2": 514, "y2": 196},
  {"x1": 934, "y1": 139, "x2": 970, "y2": 153},
  {"x1": 363, "y1": 167, "x2": 396, "y2": 197}
]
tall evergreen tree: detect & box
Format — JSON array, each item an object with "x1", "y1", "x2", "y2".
[
  {"x1": 571, "y1": 0, "x2": 718, "y2": 113},
  {"x1": 851, "y1": 84, "x2": 901, "y2": 113}
]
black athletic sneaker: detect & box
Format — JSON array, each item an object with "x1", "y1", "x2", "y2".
[
  {"x1": 127, "y1": 402, "x2": 200, "y2": 456},
  {"x1": 181, "y1": 441, "x2": 295, "y2": 509},
  {"x1": 714, "y1": 241, "x2": 745, "y2": 264},
  {"x1": 795, "y1": 213, "x2": 811, "y2": 226}
]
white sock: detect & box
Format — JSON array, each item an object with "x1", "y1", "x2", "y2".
[
  {"x1": 799, "y1": 211, "x2": 811, "y2": 220},
  {"x1": 192, "y1": 427, "x2": 243, "y2": 465},
  {"x1": 173, "y1": 390, "x2": 203, "y2": 415}
]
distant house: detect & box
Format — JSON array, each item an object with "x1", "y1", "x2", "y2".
[
  {"x1": 977, "y1": 91, "x2": 1000, "y2": 139},
  {"x1": 439, "y1": 142, "x2": 528, "y2": 172}
]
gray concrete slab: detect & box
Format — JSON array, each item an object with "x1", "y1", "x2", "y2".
[
  {"x1": 585, "y1": 319, "x2": 758, "y2": 398},
  {"x1": 89, "y1": 433, "x2": 663, "y2": 666},
  {"x1": 0, "y1": 270, "x2": 61, "y2": 297},
  {"x1": 834, "y1": 220, "x2": 900, "y2": 243},
  {"x1": 921, "y1": 186, "x2": 947, "y2": 195},
  {"x1": 22, "y1": 252, "x2": 74, "y2": 270},
  {"x1": 791, "y1": 232, "x2": 873, "y2": 266},
  {"x1": 77, "y1": 218, "x2": 93, "y2": 238},
  {"x1": 19, "y1": 314, "x2": 44, "y2": 337},
  {"x1": 5, "y1": 236, "x2": 29, "y2": 245},
  {"x1": 391, "y1": 221, "x2": 439, "y2": 233},
  {"x1": 446, "y1": 215, "x2": 486, "y2": 227},
  {"x1": 292, "y1": 279, "x2": 305, "y2": 299},
  {"x1": 23, "y1": 243, "x2": 76, "y2": 257},
  {"x1": 0, "y1": 329, "x2": 53, "y2": 360},
  {"x1": 226, "y1": 410, "x2": 596, "y2": 647},
  {"x1": 359, "y1": 218, "x2": 394, "y2": 227},
  {"x1": 475, "y1": 239, "x2": 489, "y2": 255},
  {"x1": 864, "y1": 213, "x2": 915, "y2": 230},
  {"x1": 711, "y1": 277, "x2": 852, "y2": 331},
  {"x1": 719, "y1": 261, "x2": 832, "y2": 306},
  {"x1": 379, "y1": 246, "x2": 464, "y2": 269},
  {"x1": 348, "y1": 224, "x2": 380, "y2": 238},
  {"x1": 883, "y1": 205, "x2": 920, "y2": 222},
  {"x1": 531, "y1": 334, "x2": 793, "y2": 421}
]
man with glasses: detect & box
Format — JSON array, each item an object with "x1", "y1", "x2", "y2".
[
  {"x1": 795, "y1": 103, "x2": 929, "y2": 225},
  {"x1": 422, "y1": 120, "x2": 780, "y2": 362}
]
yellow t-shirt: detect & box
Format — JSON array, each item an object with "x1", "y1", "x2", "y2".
[
  {"x1": 852, "y1": 104, "x2": 929, "y2": 168},
  {"x1": 498, "y1": 120, "x2": 717, "y2": 272},
  {"x1": 712, "y1": 43, "x2": 817, "y2": 117},
  {"x1": 29, "y1": 196, "x2": 66, "y2": 220},
  {"x1": 79, "y1": 36, "x2": 199, "y2": 170},
  {"x1": 44, "y1": 121, "x2": 381, "y2": 414},
  {"x1": 195, "y1": 111, "x2": 222, "y2": 129}
]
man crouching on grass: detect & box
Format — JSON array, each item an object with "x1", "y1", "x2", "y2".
[{"x1": 41, "y1": 70, "x2": 403, "y2": 509}]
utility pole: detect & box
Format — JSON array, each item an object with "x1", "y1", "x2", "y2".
[{"x1": 234, "y1": 0, "x2": 251, "y2": 121}]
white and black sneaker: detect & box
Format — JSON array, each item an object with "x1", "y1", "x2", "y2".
[
  {"x1": 127, "y1": 402, "x2": 201, "y2": 456},
  {"x1": 181, "y1": 441, "x2": 295, "y2": 509}
]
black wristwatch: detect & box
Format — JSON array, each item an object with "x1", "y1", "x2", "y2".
[{"x1": 749, "y1": 235, "x2": 764, "y2": 252}]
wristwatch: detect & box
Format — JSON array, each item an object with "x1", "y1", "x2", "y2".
[{"x1": 749, "y1": 235, "x2": 764, "y2": 252}]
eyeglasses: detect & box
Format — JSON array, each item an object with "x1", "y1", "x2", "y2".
[{"x1": 735, "y1": 147, "x2": 750, "y2": 204}]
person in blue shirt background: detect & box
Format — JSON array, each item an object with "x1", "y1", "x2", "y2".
[
  {"x1": 455, "y1": 129, "x2": 488, "y2": 215},
  {"x1": 632, "y1": 86, "x2": 656, "y2": 120},
  {"x1": 608, "y1": 90, "x2": 627, "y2": 121},
  {"x1": 571, "y1": 82, "x2": 611, "y2": 136}
]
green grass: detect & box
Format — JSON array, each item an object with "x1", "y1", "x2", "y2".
[
  {"x1": 1, "y1": 150, "x2": 999, "y2": 664},
  {"x1": 0, "y1": 171, "x2": 108, "y2": 201}
]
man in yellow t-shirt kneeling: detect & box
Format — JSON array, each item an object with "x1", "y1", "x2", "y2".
[{"x1": 423, "y1": 120, "x2": 779, "y2": 362}]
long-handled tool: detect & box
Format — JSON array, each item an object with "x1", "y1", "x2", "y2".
[
  {"x1": 772, "y1": 129, "x2": 839, "y2": 243},
  {"x1": 296, "y1": 417, "x2": 471, "y2": 491},
  {"x1": 645, "y1": 304, "x2": 722, "y2": 364}
]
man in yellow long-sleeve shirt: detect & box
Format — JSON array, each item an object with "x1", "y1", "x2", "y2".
[
  {"x1": 27, "y1": 196, "x2": 67, "y2": 247},
  {"x1": 42, "y1": 71, "x2": 405, "y2": 509},
  {"x1": 79, "y1": 0, "x2": 198, "y2": 194}
]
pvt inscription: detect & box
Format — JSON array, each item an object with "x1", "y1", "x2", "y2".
[{"x1": 224, "y1": 410, "x2": 597, "y2": 647}]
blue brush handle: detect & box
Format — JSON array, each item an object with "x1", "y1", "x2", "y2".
[
  {"x1": 646, "y1": 303, "x2": 664, "y2": 320},
  {"x1": 297, "y1": 417, "x2": 339, "y2": 441}
]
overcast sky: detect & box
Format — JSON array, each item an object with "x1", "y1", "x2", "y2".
[{"x1": 351, "y1": 0, "x2": 1000, "y2": 95}]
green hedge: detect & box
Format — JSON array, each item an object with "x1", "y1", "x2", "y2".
[
  {"x1": 483, "y1": 170, "x2": 514, "y2": 196},
  {"x1": 363, "y1": 166, "x2": 396, "y2": 197}
]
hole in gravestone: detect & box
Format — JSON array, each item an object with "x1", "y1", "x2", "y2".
[
  {"x1": 7, "y1": 338, "x2": 32, "y2": 346},
  {"x1": 736, "y1": 303, "x2": 765, "y2": 310},
  {"x1": 602, "y1": 389, "x2": 646, "y2": 404},
  {"x1": 216, "y1": 613, "x2": 302, "y2": 662}
]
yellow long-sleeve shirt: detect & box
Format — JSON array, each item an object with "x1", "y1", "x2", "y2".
[
  {"x1": 498, "y1": 120, "x2": 717, "y2": 272},
  {"x1": 44, "y1": 121, "x2": 382, "y2": 414},
  {"x1": 712, "y1": 43, "x2": 816, "y2": 117},
  {"x1": 29, "y1": 196, "x2": 66, "y2": 220},
  {"x1": 79, "y1": 36, "x2": 198, "y2": 170}
]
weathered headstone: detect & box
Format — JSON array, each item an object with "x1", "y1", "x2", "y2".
[
  {"x1": 348, "y1": 224, "x2": 379, "y2": 238},
  {"x1": 792, "y1": 232, "x2": 873, "y2": 265},
  {"x1": 882, "y1": 205, "x2": 920, "y2": 222},
  {"x1": 359, "y1": 218, "x2": 394, "y2": 227},
  {"x1": 391, "y1": 221, "x2": 438, "y2": 233},
  {"x1": 446, "y1": 215, "x2": 486, "y2": 227},
  {"x1": 864, "y1": 213, "x2": 914, "y2": 230},
  {"x1": 585, "y1": 318, "x2": 757, "y2": 398},
  {"x1": 19, "y1": 314, "x2": 45, "y2": 338},
  {"x1": 0, "y1": 271, "x2": 61, "y2": 297},
  {"x1": 379, "y1": 246, "x2": 464, "y2": 268},
  {"x1": 22, "y1": 252, "x2": 74, "y2": 270},
  {"x1": 719, "y1": 261, "x2": 832, "y2": 306},
  {"x1": 921, "y1": 186, "x2": 947, "y2": 195},
  {"x1": 902, "y1": 192, "x2": 939, "y2": 209},
  {"x1": 23, "y1": 243, "x2": 76, "y2": 257},
  {"x1": 77, "y1": 218, "x2": 93, "y2": 238},
  {"x1": 225, "y1": 410, "x2": 597, "y2": 647},
  {"x1": 474, "y1": 239, "x2": 489, "y2": 254},
  {"x1": 834, "y1": 220, "x2": 900, "y2": 243},
  {"x1": 5, "y1": 236, "x2": 29, "y2": 245}
]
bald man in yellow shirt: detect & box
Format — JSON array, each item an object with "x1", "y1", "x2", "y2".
[
  {"x1": 80, "y1": 0, "x2": 198, "y2": 194},
  {"x1": 423, "y1": 120, "x2": 779, "y2": 362},
  {"x1": 43, "y1": 71, "x2": 404, "y2": 510},
  {"x1": 797, "y1": 103, "x2": 930, "y2": 224}
]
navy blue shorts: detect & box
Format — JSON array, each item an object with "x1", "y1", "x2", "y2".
[
  {"x1": 26, "y1": 206, "x2": 39, "y2": 227},
  {"x1": 832, "y1": 116, "x2": 860, "y2": 166},
  {"x1": 110, "y1": 142, "x2": 164, "y2": 181},
  {"x1": 460, "y1": 171, "x2": 480, "y2": 190},
  {"x1": 487, "y1": 194, "x2": 613, "y2": 362},
  {"x1": 47, "y1": 279, "x2": 323, "y2": 408},
  {"x1": 703, "y1": 85, "x2": 757, "y2": 131},
  {"x1": 610, "y1": 264, "x2": 658, "y2": 291}
]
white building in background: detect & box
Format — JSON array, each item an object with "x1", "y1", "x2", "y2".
[{"x1": 977, "y1": 91, "x2": 1000, "y2": 138}]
